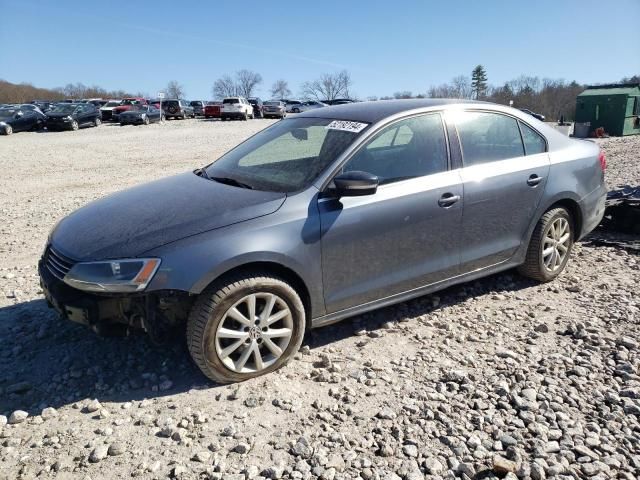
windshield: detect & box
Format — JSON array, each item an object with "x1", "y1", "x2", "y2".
[
  {"x1": 204, "y1": 117, "x2": 368, "y2": 192},
  {"x1": 223, "y1": 98, "x2": 239, "y2": 104},
  {"x1": 121, "y1": 99, "x2": 141, "y2": 105},
  {"x1": 50, "y1": 104, "x2": 77, "y2": 114},
  {"x1": 0, "y1": 109, "x2": 18, "y2": 119},
  {"x1": 104, "y1": 101, "x2": 119, "y2": 107}
]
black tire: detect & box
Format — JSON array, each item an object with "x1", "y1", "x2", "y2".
[
  {"x1": 518, "y1": 207, "x2": 573, "y2": 282},
  {"x1": 143, "y1": 115, "x2": 150, "y2": 125},
  {"x1": 70, "y1": 120, "x2": 79, "y2": 131},
  {"x1": 3, "y1": 124, "x2": 12, "y2": 135},
  {"x1": 292, "y1": 108, "x2": 300, "y2": 113},
  {"x1": 187, "y1": 273, "x2": 306, "y2": 384},
  {"x1": 242, "y1": 113, "x2": 248, "y2": 121},
  {"x1": 93, "y1": 117, "x2": 101, "y2": 127}
]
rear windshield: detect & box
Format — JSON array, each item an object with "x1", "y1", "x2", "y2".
[
  {"x1": 163, "y1": 100, "x2": 179, "y2": 106},
  {"x1": 191, "y1": 101, "x2": 203, "y2": 106},
  {"x1": 264, "y1": 101, "x2": 280, "y2": 106},
  {"x1": 223, "y1": 98, "x2": 240, "y2": 104}
]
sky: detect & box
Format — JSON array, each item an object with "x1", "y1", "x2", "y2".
[{"x1": 1, "y1": 0, "x2": 638, "y2": 100}]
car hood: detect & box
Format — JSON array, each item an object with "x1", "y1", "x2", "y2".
[
  {"x1": 46, "y1": 112, "x2": 74, "y2": 119},
  {"x1": 50, "y1": 172, "x2": 286, "y2": 261},
  {"x1": 120, "y1": 110, "x2": 145, "y2": 116}
]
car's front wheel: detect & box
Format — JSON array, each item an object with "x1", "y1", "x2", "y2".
[
  {"x1": 93, "y1": 117, "x2": 101, "y2": 127},
  {"x1": 187, "y1": 273, "x2": 306, "y2": 383},
  {"x1": 2, "y1": 124, "x2": 12, "y2": 135},
  {"x1": 70, "y1": 120, "x2": 79, "y2": 131},
  {"x1": 143, "y1": 115, "x2": 150, "y2": 125},
  {"x1": 518, "y1": 207, "x2": 573, "y2": 282}
]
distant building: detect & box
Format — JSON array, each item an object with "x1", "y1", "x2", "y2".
[{"x1": 575, "y1": 84, "x2": 640, "y2": 136}]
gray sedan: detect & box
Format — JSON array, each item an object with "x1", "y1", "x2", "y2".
[{"x1": 39, "y1": 99, "x2": 606, "y2": 383}]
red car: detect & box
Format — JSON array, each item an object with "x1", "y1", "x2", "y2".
[
  {"x1": 204, "y1": 102, "x2": 222, "y2": 119},
  {"x1": 112, "y1": 98, "x2": 149, "y2": 121}
]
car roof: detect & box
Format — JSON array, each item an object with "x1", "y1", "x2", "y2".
[{"x1": 297, "y1": 98, "x2": 485, "y2": 123}]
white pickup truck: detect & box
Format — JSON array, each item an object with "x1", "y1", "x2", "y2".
[{"x1": 221, "y1": 97, "x2": 254, "y2": 121}]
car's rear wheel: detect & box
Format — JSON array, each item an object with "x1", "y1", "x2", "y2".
[
  {"x1": 93, "y1": 117, "x2": 101, "y2": 127},
  {"x1": 242, "y1": 113, "x2": 248, "y2": 121},
  {"x1": 518, "y1": 207, "x2": 573, "y2": 282},
  {"x1": 187, "y1": 273, "x2": 305, "y2": 383}
]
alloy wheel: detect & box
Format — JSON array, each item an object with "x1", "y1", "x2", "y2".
[
  {"x1": 215, "y1": 292, "x2": 293, "y2": 373},
  {"x1": 542, "y1": 217, "x2": 571, "y2": 272},
  {"x1": 4, "y1": 125, "x2": 12, "y2": 135}
]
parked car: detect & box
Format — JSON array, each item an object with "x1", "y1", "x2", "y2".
[
  {"x1": 248, "y1": 98, "x2": 264, "y2": 118},
  {"x1": 519, "y1": 108, "x2": 546, "y2": 122},
  {"x1": 30, "y1": 100, "x2": 54, "y2": 112},
  {"x1": 221, "y1": 97, "x2": 253, "y2": 120},
  {"x1": 162, "y1": 99, "x2": 195, "y2": 120},
  {"x1": 111, "y1": 98, "x2": 148, "y2": 122},
  {"x1": 262, "y1": 101, "x2": 286, "y2": 119},
  {"x1": 291, "y1": 100, "x2": 328, "y2": 113},
  {"x1": 45, "y1": 103, "x2": 101, "y2": 131},
  {"x1": 204, "y1": 101, "x2": 222, "y2": 119},
  {"x1": 322, "y1": 98, "x2": 356, "y2": 105},
  {"x1": 0, "y1": 106, "x2": 47, "y2": 135},
  {"x1": 99, "y1": 100, "x2": 121, "y2": 121},
  {"x1": 119, "y1": 105, "x2": 163, "y2": 126},
  {"x1": 284, "y1": 100, "x2": 302, "y2": 113},
  {"x1": 38, "y1": 100, "x2": 606, "y2": 383},
  {"x1": 19, "y1": 103, "x2": 45, "y2": 115},
  {"x1": 189, "y1": 100, "x2": 205, "y2": 117}
]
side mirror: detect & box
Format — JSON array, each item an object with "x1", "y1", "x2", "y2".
[
  {"x1": 291, "y1": 128, "x2": 308, "y2": 141},
  {"x1": 330, "y1": 171, "x2": 379, "y2": 197}
]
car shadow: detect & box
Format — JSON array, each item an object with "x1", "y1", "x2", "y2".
[
  {"x1": 0, "y1": 298, "x2": 214, "y2": 415},
  {"x1": 305, "y1": 269, "x2": 538, "y2": 350},
  {"x1": 0, "y1": 268, "x2": 538, "y2": 415}
]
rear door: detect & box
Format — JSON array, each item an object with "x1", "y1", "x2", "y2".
[
  {"x1": 449, "y1": 110, "x2": 550, "y2": 271},
  {"x1": 320, "y1": 113, "x2": 463, "y2": 313}
]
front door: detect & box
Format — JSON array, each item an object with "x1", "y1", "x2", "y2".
[{"x1": 319, "y1": 113, "x2": 463, "y2": 313}]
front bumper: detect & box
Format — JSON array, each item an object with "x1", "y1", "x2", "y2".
[
  {"x1": 38, "y1": 254, "x2": 192, "y2": 337},
  {"x1": 120, "y1": 116, "x2": 144, "y2": 125},
  {"x1": 39, "y1": 258, "x2": 119, "y2": 328}
]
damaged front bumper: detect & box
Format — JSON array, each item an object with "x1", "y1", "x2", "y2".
[{"x1": 38, "y1": 258, "x2": 192, "y2": 340}]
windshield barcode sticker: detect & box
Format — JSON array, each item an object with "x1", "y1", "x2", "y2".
[{"x1": 325, "y1": 120, "x2": 368, "y2": 133}]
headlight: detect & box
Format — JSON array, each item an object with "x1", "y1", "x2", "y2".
[
  {"x1": 64, "y1": 258, "x2": 161, "y2": 293},
  {"x1": 0, "y1": 121, "x2": 6, "y2": 126},
  {"x1": 64, "y1": 116, "x2": 73, "y2": 121}
]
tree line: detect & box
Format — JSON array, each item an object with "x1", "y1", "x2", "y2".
[
  {"x1": 2, "y1": 69, "x2": 638, "y2": 121},
  {"x1": 0, "y1": 80, "x2": 142, "y2": 104}
]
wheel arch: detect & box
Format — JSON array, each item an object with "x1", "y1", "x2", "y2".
[{"x1": 196, "y1": 260, "x2": 314, "y2": 331}]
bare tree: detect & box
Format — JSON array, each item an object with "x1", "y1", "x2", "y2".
[
  {"x1": 270, "y1": 79, "x2": 291, "y2": 99},
  {"x1": 166, "y1": 80, "x2": 185, "y2": 99},
  {"x1": 451, "y1": 75, "x2": 473, "y2": 99},
  {"x1": 212, "y1": 75, "x2": 237, "y2": 99},
  {"x1": 236, "y1": 70, "x2": 262, "y2": 98},
  {"x1": 301, "y1": 70, "x2": 352, "y2": 101}
]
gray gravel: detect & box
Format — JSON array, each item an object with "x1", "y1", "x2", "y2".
[{"x1": 0, "y1": 120, "x2": 638, "y2": 479}]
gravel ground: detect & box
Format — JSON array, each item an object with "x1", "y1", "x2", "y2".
[{"x1": 0, "y1": 122, "x2": 638, "y2": 480}]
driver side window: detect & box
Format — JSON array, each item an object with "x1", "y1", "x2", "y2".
[{"x1": 343, "y1": 113, "x2": 448, "y2": 185}]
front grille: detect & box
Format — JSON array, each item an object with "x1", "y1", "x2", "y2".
[
  {"x1": 45, "y1": 246, "x2": 75, "y2": 281},
  {"x1": 102, "y1": 110, "x2": 112, "y2": 120}
]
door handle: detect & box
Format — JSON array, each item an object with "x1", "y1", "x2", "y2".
[
  {"x1": 527, "y1": 174, "x2": 543, "y2": 186},
  {"x1": 438, "y1": 193, "x2": 460, "y2": 208}
]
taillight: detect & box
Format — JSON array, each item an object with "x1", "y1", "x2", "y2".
[{"x1": 598, "y1": 151, "x2": 606, "y2": 171}]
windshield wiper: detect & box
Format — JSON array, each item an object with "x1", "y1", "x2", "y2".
[{"x1": 209, "y1": 176, "x2": 253, "y2": 189}]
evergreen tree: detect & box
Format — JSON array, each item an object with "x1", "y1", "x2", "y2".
[{"x1": 471, "y1": 65, "x2": 488, "y2": 99}]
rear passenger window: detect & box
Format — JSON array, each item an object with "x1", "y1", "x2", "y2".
[
  {"x1": 343, "y1": 113, "x2": 448, "y2": 185},
  {"x1": 519, "y1": 122, "x2": 546, "y2": 155},
  {"x1": 455, "y1": 111, "x2": 524, "y2": 166}
]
